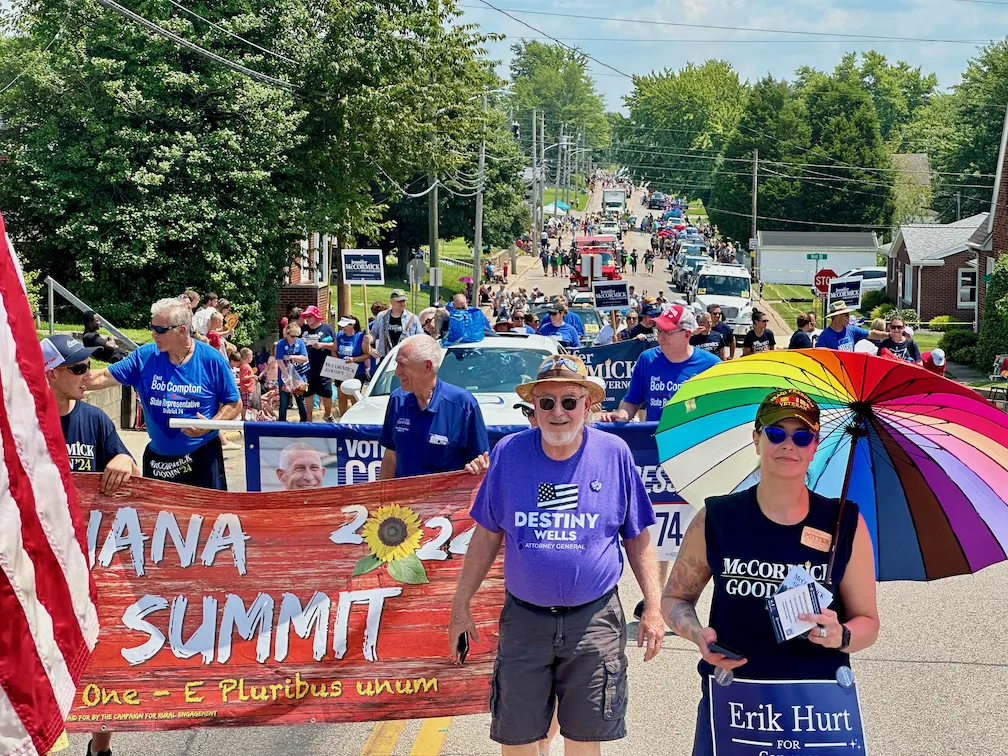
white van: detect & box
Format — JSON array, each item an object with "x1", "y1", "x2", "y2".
[{"x1": 689, "y1": 264, "x2": 753, "y2": 338}]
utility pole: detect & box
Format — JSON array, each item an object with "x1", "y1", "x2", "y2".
[
  {"x1": 751, "y1": 147, "x2": 759, "y2": 280},
  {"x1": 956, "y1": 191, "x2": 962, "y2": 221},
  {"x1": 473, "y1": 91, "x2": 487, "y2": 290},
  {"x1": 530, "y1": 108, "x2": 537, "y2": 237},
  {"x1": 539, "y1": 112, "x2": 545, "y2": 240},
  {"x1": 554, "y1": 123, "x2": 563, "y2": 219}
]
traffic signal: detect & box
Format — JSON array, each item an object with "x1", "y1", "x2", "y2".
[{"x1": 510, "y1": 121, "x2": 520, "y2": 141}]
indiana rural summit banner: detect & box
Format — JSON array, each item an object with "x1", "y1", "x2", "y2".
[{"x1": 67, "y1": 471, "x2": 499, "y2": 731}]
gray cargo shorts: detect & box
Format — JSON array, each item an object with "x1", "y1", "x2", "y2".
[{"x1": 489, "y1": 588, "x2": 629, "y2": 746}]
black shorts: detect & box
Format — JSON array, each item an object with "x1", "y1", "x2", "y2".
[
  {"x1": 306, "y1": 372, "x2": 332, "y2": 397},
  {"x1": 142, "y1": 435, "x2": 227, "y2": 490},
  {"x1": 489, "y1": 589, "x2": 628, "y2": 745}
]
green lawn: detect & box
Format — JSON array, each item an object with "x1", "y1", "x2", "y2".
[
  {"x1": 687, "y1": 199, "x2": 707, "y2": 219},
  {"x1": 762, "y1": 284, "x2": 817, "y2": 325},
  {"x1": 912, "y1": 331, "x2": 941, "y2": 352},
  {"x1": 37, "y1": 323, "x2": 152, "y2": 344},
  {"x1": 336, "y1": 242, "x2": 475, "y2": 325},
  {"x1": 543, "y1": 187, "x2": 588, "y2": 212}
]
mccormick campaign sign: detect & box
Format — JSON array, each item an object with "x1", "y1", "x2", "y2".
[
  {"x1": 710, "y1": 677, "x2": 868, "y2": 756},
  {"x1": 68, "y1": 472, "x2": 499, "y2": 731},
  {"x1": 828, "y1": 276, "x2": 863, "y2": 309},
  {"x1": 591, "y1": 280, "x2": 630, "y2": 311},
  {"x1": 341, "y1": 249, "x2": 385, "y2": 285}
]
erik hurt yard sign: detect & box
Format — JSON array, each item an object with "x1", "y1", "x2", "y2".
[{"x1": 67, "y1": 472, "x2": 500, "y2": 731}]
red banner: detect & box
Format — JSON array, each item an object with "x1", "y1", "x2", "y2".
[{"x1": 66, "y1": 472, "x2": 502, "y2": 731}]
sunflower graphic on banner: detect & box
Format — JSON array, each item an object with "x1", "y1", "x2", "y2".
[{"x1": 353, "y1": 504, "x2": 430, "y2": 584}]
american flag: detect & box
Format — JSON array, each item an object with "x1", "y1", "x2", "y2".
[
  {"x1": 0, "y1": 213, "x2": 99, "y2": 756},
  {"x1": 537, "y1": 482, "x2": 579, "y2": 510}
]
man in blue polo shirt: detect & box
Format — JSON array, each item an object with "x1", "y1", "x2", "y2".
[
  {"x1": 537, "y1": 297, "x2": 581, "y2": 347},
  {"x1": 378, "y1": 334, "x2": 489, "y2": 479}
]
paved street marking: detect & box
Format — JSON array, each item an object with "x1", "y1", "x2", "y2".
[
  {"x1": 408, "y1": 717, "x2": 453, "y2": 755},
  {"x1": 361, "y1": 720, "x2": 407, "y2": 755}
]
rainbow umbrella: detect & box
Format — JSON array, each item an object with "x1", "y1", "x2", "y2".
[{"x1": 656, "y1": 349, "x2": 1008, "y2": 582}]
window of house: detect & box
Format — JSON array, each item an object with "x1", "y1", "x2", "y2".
[
  {"x1": 958, "y1": 268, "x2": 977, "y2": 308},
  {"x1": 903, "y1": 264, "x2": 912, "y2": 302}
]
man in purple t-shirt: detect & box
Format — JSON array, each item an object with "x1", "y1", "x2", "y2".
[{"x1": 449, "y1": 354, "x2": 664, "y2": 754}]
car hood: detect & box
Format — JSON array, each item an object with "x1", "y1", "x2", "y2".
[{"x1": 338, "y1": 391, "x2": 531, "y2": 427}]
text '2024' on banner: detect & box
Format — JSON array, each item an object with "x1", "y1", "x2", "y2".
[{"x1": 68, "y1": 472, "x2": 500, "y2": 731}]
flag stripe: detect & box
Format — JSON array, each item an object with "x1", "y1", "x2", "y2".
[
  {"x1": 0, "y1": 215, "x2": 97, "y2": 755},
  {"x1": 0, "y1": 232, "x2": 98, "y2": 648}
]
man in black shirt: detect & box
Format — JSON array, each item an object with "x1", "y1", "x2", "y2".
[
  {"x1": 706, "y1": 304, "x2": 736, "y2": 360},
  {"x1": 42, "y1": 334, "x2": 137, "y2": 756},
  {"x1": 689, "y1": 312, "x2": 728, "y2": 360},
  {"x1": 82, "y1": 310, "x2": 128, "y2": 363},
  {"x1": 623, "y1": 304, "x2": 660, "y2": 340}
]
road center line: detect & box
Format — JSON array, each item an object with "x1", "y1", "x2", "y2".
[
  {"x1": 408, "y1": 717, "x2": 453, "y2": 755},
  {"x1": 360, "y1": 720, "x2": 407, "y2": 756}
]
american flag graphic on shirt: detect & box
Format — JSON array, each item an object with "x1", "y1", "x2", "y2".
[
  {"x1": 0, "y1": 213, "x2": 98, "y2": 756},
  {"x1": 537, "y1": 482, "x2": 579, "y2": 510}
]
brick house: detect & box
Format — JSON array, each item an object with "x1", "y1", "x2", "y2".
[
  {"x1": 972, "y1": 104, "x2": 1008, "y2": 329},
  {"x1": 885, "y1": 213, "x2": 988, "y2": 326}
]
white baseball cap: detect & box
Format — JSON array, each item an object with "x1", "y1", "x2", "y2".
[{"x1": 930, "y1": 348, "x2": 946, "y2": 366}]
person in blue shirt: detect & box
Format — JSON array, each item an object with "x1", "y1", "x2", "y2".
[
  {"x1": 558, "y1": 294, "x2": 585, "y2": 336},
  {"x1": 336, "y1": 315, "x2": 371, "y2": 415},
  {"x1": 378, "y1": 334, "x2": 489, "y2": 479},
  {"x1": 537, "y1": 298, "x2": 581, "y2": 347},
  {"x1": 815, "y1": 301, "x2": 887, "y2": 351},
  {"x1": 87, "y1": 297, "x2": 241, "y2": 490},
  {"x1": 275, "y1": 323, "x2": 310, "y2": 422},
  {"x1": 510, "y1": 310, "x2": 535, "y2": 334}
]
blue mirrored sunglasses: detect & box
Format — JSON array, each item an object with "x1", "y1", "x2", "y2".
[
  {"x1": 762, "y1": 425, "x2": 817, "y2": 447},
  {"x1": 537, "y1": 355, "x2": 582, "y2": 377}
]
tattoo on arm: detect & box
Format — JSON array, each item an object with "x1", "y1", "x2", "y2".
[{"x1": 661, "y1": 509, "x2": 712, "y2": 643}]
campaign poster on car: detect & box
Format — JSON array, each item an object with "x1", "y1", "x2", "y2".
[{"x1": 341, "y1": 249, "x2": 385, "y2": 285}]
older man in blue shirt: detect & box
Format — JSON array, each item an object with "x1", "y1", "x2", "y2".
[{"x1": 378, "y1": 334, "x2": 490, "y2": 479}]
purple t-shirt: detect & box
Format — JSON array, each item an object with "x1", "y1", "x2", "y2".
[{"x1": 470, "y1": 426, "x2": 655, "y2": 607}]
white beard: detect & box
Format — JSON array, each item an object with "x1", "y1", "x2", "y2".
[{"x1": 540, "y1": 420, "x2": 584, "y2": 448}]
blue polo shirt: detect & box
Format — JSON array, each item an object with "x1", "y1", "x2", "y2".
[{"x1": 379, "y1": 379, "x2": 489, "y2": 478}]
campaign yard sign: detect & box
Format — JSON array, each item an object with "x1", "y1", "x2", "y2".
[
  {"x1": 591, "y1": 280, "x2": 630, "y2": 311},
  {"x1": 68, "y1": 472, "x2": 499, "y2": 731},
  {"x1": 710, "y1": 677, "x2": 868, "y2": 756},
  {"x1": 341, "y1": 249, "x2": 385, "y2": 285},
  {"x1": 828, "y1": 276, "x2": 863, "y2": 309}
]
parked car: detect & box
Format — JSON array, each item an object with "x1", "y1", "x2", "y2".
[
  {"x1": 808, "y1": 267, "x2": 886, "y2": 298},
  {"x1": 337, "y1": 335, "x2": 560, "y2": 426},
  {"x1": 671, "y1": 253, "x2": 710, "y2": 290}
]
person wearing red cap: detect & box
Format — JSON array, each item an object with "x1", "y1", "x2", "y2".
[{"x1": 300, "y1": 305, "x2": 337, "y2": 422}]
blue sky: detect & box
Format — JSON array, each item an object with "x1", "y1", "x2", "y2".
[{"x1": 459, "y1": 0, "x2": 1008, "y2": 113}]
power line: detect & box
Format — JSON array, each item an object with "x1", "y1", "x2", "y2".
[
  {"x1": 462, "y1": 4, "x2": 997, "y2": 45},
  {"x1": 707, "y1": 205, "x2": 893, "y2": 229},
  {"x1": 93, "y1": 0, "x2": 301, "y2": 91},
  {"x1": 166, "y1": 0, "x2": 298, "y2": 64},
  {"x1": 474, "y1": 0, "x2": 633, "y2": 79}
]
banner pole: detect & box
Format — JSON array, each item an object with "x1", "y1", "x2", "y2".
[{"x1": 362, "y1": 284, "x2": 369, "y2": 325}]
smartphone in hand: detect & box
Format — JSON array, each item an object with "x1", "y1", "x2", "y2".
[
  {"x1": 456, "y1": 631, "x2": 470, "y2": 664},
  {"x1": 707, "y1": 641, "x2": 744, "y2": 661}
]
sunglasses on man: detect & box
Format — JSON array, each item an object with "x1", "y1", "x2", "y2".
[
  {"x1": 535, "y1": 395, "x2": 585, "y2": 412},
  {"x1": 150, "y1": 323, "x2": 182, "y2": 335},
  {"x1": 62, "y1": 361, "x2": 91, "y2": 376}
]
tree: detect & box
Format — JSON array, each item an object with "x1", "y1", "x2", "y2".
[
  {"x1": 929, "y1": 41, "x2": 1008, "y2": 222},
  {"x1": 976, "y1": 256, "x2": 1008, "y2": 372},
  {"x1": 620, "y1": 60, "x2": 747, "y2": 197},
  {"x1": 508, "y1": 41, "x2": 610, "y2": 159}
]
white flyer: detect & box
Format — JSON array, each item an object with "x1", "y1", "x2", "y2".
[
  {"x1": 779, "y1": 564, "x2": 833, "y2": 608},
  {"x1": 767, "y1": 583, "x2": 821, "y2": 643}
]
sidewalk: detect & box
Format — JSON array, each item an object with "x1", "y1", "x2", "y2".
[{"x1": 754, "y1": 296, "x2": 794, "y2": 341}]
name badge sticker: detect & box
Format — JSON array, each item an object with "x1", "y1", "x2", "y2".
[{"x1": 800, "y1": 526, "x2": 832, "y2": 552}]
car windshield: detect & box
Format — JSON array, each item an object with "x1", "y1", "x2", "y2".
[
  {"x1": 682, "y1": 245, "x2": 706, "y2": 255},
  {"x1": 684, "y1": 256, "x2": 708, "y2": 272},
  {"x1": 696, "y1": 274, "x2": 751, "y2": 298},
  {"x1": 370, "y1": 346, "x2": 551, "y2": 396}
]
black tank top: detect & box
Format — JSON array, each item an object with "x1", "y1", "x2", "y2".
[{"x1": 700, "y1": 485, "x2": 860, "y2": 681}]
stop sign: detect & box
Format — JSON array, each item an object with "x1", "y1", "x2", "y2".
[{"x1": 814, "y1": 269, "x2": 837, "y2": 294}]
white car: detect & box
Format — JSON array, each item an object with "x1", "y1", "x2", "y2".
[
  {"x1": 338, "y1": 334, "x2": 561, "y2": 426},
  {"x1": 809, "y1": 267, "x2": 886, "y2": 298}
]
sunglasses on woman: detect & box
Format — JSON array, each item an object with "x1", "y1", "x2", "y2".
[
  {"x1": 762, "y1": 425, "x2": 817, "y2": 447},
  {"x1": 62, "y1": 362, "x2": 90, "y2": 376},
  {"x1": 536, "y1": 395, "x2": 584, "y2": 411}
]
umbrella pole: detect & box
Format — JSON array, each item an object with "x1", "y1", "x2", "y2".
[{"x1": 825, "y1": 427, "x2": 860, "y2": 588}]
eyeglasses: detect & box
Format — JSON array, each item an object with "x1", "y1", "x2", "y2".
[
  {"x1": 151, "y1": 323, "x2": 181, "y2": 335},
  {"x1": 519, "y1": 405, "x2": 536, "y2": 418},
  {"x1": 62, "y1": 361, "x2": 90, "y2": 375},
  {"x1": 536, "y1": 395, "x2": 584, "y2": 412},
  {"x1": 537, "y1": 355, "x2": 582, "y2": 376},
  {"x1": 762, "y1": 425, "x2": 817, "y2": 447}
]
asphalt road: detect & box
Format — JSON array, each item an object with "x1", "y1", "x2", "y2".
[{"x1": 69, "y1": 190, "x2": 1008, "y2": 755}]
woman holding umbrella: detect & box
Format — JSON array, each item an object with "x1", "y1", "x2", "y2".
[{"x1": 662, "y1": 388, "x2": 879, "y2": 756}]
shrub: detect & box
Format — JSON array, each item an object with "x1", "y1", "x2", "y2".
[
  {"x1": 860, "y1": 289, "x2": 891, "y2": 313},
  {"x1": 976, "y1": 255, "x2": 1008, "y2": 372},
  {"x1": 951, "y1": 345, "x2": 977, "y2": 365},
  {"x1": 869, "y1": 303, "x2": 894, "y2": 321},
  {"x1": 890, "y1": 307, "x2": 919, "y2": 328},
  {"x1": 928, "y1": 315, "x2": 970, "y2": 333},
  {"x1": 939, "y1": 328, "x2": 978, "y2": 353}
]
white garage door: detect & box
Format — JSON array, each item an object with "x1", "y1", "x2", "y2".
[{"x1": 759, "y1": 250, "x2": 879, "y2": 285}]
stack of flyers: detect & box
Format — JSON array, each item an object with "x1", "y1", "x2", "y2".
[{"x1": 765, "y1": 565, "x2": 833, "y2": 644}]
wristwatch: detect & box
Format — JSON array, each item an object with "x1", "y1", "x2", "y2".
[{"x1": 839, "y1": 623, "x2": 851, "y2": 651}]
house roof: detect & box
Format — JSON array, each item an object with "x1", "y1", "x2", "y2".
[
  {"x1": 990, "y1": 103, "x2": 1008, "y2": 237},
  {"x1": 894, "y1": 213, "x2": 988, "y2": 265},
  {"x1": 757, "y1": 231, "x2": 879, "y2": 249}
]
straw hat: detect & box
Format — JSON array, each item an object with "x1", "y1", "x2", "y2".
[
  {"x1": 826, "y1": 301, "x2": 854, "y2": 318},
  {"x1": 516, "y1": 355, "x2": 607, "y2": 405}
]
